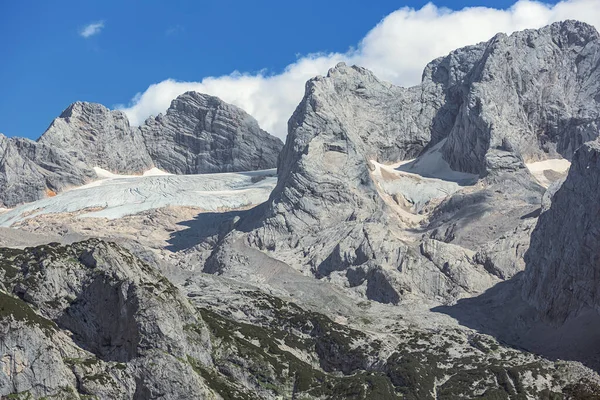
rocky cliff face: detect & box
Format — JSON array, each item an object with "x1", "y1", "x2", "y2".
[
  {"x1": 231, "y1": 63, "x2": 497, "y2": 304},
  {"x1": 139, "y1": 91, "x2": 284, "y2": 174},
  {"x1": 0, "y1": 93, "x2": 283, "y2": 207},
  {"x1": 3, "y1": 20, "x2": 600, "y2": 399},
  {"x1": 0, "y1": 134, "x2": 95, "y2": 207},
  {"x1": 0, "y1": 240, "x2": 214, "y2": 398},
  {"x1": 224, "y1": 21, "x2": 600, "y2": 305},
  {"x1": 522, "y1": 140, "x2": 600, "y2": 321},
  {"x1": 1, "y1": 240, "x2": 593, "y2": 399},
  {"x1": 38, "y1": 102, "x2": 154, "y2": 174},
  {"x1": 435, "y1": 20, "x2": 600, "y2": 175}
]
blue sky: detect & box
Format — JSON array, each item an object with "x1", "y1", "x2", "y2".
[{"x1": 0, "y1": 0, "x2": 588, "y2": 140}]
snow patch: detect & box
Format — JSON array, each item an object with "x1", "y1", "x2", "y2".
[
  {"x1": 396, "y1": 140, "x2": 478, "y2": 183},
  {"x1": 525, "y1": 158, "x2": 571, "y2": 187},
  {"x1": 93, "y1": 166, "x2": 172, "y2": 178},
  {"x1": 370, "y1": 140, "x2": 478, "y2": 217},
  {"x1": 143, "y1": 167, "x2": 172, "y2": 176}
]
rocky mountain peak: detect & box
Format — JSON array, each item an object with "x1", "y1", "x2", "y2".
[
  {"x1": 230, "y1": 20, "x2": 600, "y2": 306},
  {"x1": 39, "y1": 101, "x2": 154, "y2": 174},
  {"x1": 0, "y1": 92, "x2": 283, "y2": 207},
  {"x1": 58, "y1": 101, "x2": 119, "y2": 120},
  {"x1": 139, "y1": 91, "x2": 283, "y2": 174},
  {"x1": 168, "y1": 90, "x2": 223, "y2": 111},
  {"x1": 437, "y1": 20, "x2": 600, "y2": 176}
]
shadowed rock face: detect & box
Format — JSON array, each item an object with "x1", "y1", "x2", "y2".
[
  {"x1": 139, "y1": 91, "x2": 284, "y2": 174},
  {"x1": 522, "y1": 140, "x2": 600, "y2": 321}
]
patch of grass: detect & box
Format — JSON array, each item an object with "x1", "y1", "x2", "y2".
[
  {"x1": 0, "y1": 291, "x2": 56, "y2": 335},
  {"x1": 186, "y1": 356, "x2": 256, "y2": 400}
]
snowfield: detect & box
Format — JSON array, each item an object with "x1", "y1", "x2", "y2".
[
  {"x1": 525, "y1": 158, "x2": 571, "y2": 187},
  {"x1": 0, "y1": 168, "x2": 277, "y2": 226},
  {"x1": 370, "y1": 140, "x2": 479, "y2": 213}
]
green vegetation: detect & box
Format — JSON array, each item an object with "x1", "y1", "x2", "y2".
[
  {"x1": 0, "y1": 291, "x2": 56, "y2": 335},
  {"x1": 191, "y1": 305, "x2": 399, "y2": 399},
  {"x1": 187, "y1": 356, "x2": 256, "y2": 400},
  {"x1": 5, "y1": 391, "x2": 34, "y2": 400},
  {"x1": 63, "y1": 357, "x2": 102, "y2": 368}
]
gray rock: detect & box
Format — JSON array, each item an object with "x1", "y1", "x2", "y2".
[
  {"x1": 0, "y1": 240, "x2": 220, "y2": 399},
  {"x1": 522, "y1": 140, "x2": 600, "y2": 321},
  {"x1": 4, "y1": 20, "x2": 600, "y2": 399},
  {"x1": 212, "y1": 22, "x2": 600, "y2": 306},
  {"x1": 138, "y1": 91, "x2": 284, "y2": 174},
  {"x1": 3, "y1": 239, "x2": 584, "y2": 399},
  {"x1": 223, "y1": 62, "x2": 504, "y2": 304},
  {"x1": 0, "y1": 93, "x2": 283, "y2": 208},
  {"x1": 0, "y1": 134, "x2": 95, "y2": 207},
  {"x1": 437, "y1": 20, "x2": 600, "y2": 175},
  {"x1": 39, "y1": 102, "x2": 154, "y2": 174}
]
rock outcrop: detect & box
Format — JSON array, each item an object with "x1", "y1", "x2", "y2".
[
  {"x1": 139, "y1": 91, "x2": 284, "y2": 174},
  {"x1": 0, "y1": 240, "x2": 214, "y2": 398},
  {"x1": 435, "y1": 20, "x2": 600, "y2": 175},
  {"x1": 0, "y1": 93, "x2": 283, "y2": 207},
  {"x1": 522, "y1": 140, "x2": 600, "y2": 321},
  {"x1": 38, "y1": 102, "x2": 154, "y2": 174},
  {"x1": 202, "y1": 21, "x2": 600, "y2": 306},
  {"x1": 1, "y1": 240, "x2": 594, "y2": 399},
  {"x1": 0, "y1": 134, "x2": 95, "y2": 207}
]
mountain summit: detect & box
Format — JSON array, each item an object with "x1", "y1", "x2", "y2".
[{"x1": 0, "y1": 93, "x2": 283, "y2": 207}]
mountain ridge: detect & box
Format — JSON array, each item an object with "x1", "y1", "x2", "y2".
[
  {"x1": 0, "y1": 92, "x2": 283, "y2": 208},
  {"x1": 3, "y1": 19, "x2": 600, "y2": 399}
]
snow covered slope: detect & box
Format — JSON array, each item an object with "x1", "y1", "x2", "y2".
[{"x1": 0, "y1": 168, "x2": 277, "y2": 226}]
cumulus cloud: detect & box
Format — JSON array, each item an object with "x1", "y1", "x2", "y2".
[
  {"x1": 80, "y1": 21, "x2": 105, "y2": 38},
  {"x1": 119, "y1": 0, "x2": 600, "y2": 139}
]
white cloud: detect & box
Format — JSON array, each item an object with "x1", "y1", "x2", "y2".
[
  {"x1": 119, "y1": 0, "x2": 600, "y2": 139},
  {"x1": 80, "y1": 21, "x2": 105, "y2": 38},
  {"x1": 166, "y1": 25, "x2": 184, "y2": 36}
]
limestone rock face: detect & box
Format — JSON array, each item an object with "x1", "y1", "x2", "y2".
[
  {"x1": 0, "y1": 134, "x2": 95, "y2": 207},
  {"x1": 39, "y1": 102, "x2": 154, "y2": 174},
  {"x1": 522, "y1": 140, "x2": 600, "y2": 321},
  {"x1": 222, "y1": 21, "x2": 600, "y2": 305},
  {"x1": 0, "y1": 240, "x2": 214, "y2": 399},
  {"x1": 226, "y1": 63, "x2": 498, "y2": 304},
  {"x1": 138, "y1": 91, "x2": 284, "y2": 174},
  {"x1": 435, "y1": 20, "x2": 600, "y2": 175},
  {"x1": 1, "y1": 93, "x2": 283, "y2": 207}
]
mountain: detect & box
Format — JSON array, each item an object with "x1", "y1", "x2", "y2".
[
  {"x1": 138, "y1": 91, "x2": 283, "y2": 174},
  {"x1": 198, "y1": 20, "x2": 600, "y2": 307},
  {"x1": 38, "y1": 102, "x2": 154, "y2": 174},
  {"x1": 0, "y1": 93, "x2": 283, "y2": 208},
  {"x1": 522, "y1": 140, "x2": 600, "y2": 321},
  {"x1": 0, "y1": 134, "x2": 96, "y2": 207},
  {"x1": 2, "y1": 20, "x2": 600, "y2": 399},
  {"x1": 436, "y1": 21, "x2": 600, "y2": 176}
]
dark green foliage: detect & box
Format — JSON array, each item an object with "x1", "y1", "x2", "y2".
[{"x1": 563, "y1": 378, "x2": 600, "y2": 399}]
